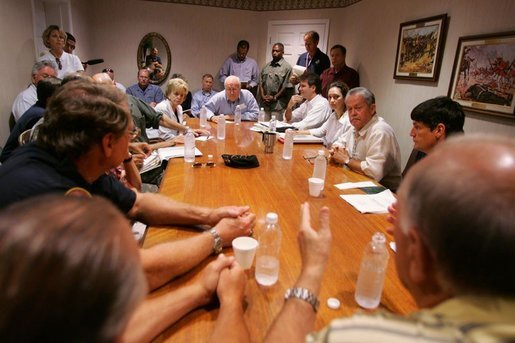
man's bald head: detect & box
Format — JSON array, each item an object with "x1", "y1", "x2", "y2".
[
  {"x1": 399, "y1": 134, "x2": 515, "y2": 297},
  {"x1": 92, "y1": 72, "x2": 115, "y2": 86},
  {"x1": 224, "y1": 75, "x2": 241, "y2": 102}
]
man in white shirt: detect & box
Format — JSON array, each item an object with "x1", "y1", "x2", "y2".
[
  {"x1": 331, "y1": 87, "x2": 401, "y2": 191},
  {"x1": 11, "y1": 61, "x2": 58, "y2": 121},
  {"x1": 284, "y1": 73, "x2": 331, "y2": 130}
]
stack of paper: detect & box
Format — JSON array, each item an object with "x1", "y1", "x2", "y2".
[
  {"x1": 140, "y1": 151, "x2": 161, "y2": 174},
  {"x1": 277, "y1": 132, "x2": 324, "y2": 144},
  {"x1": 140, "y1": 147, "x2": 203, "y2": 174},
  {"x1": 340, "y1": 189, "x2": 396, "y2": 214},
  {"x1": 157, "y1": 146, "x2": 202, "y2": 160}
]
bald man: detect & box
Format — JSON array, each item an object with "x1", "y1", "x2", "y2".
[
  {"x1": 210, "y1": 134, "x2": 515, "y2": 342},
  {"x1": 205, "y1": 75, "x2": 259, "y2": 122}
]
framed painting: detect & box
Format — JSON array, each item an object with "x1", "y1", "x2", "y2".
[
  {"x1": 393, "y1": 14, "x2": 447, "y2": 81},
  {"x1": 448, "y1": 31, "x2": 515, "y2": 119}
]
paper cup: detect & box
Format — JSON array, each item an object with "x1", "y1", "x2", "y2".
[
  {"x1": 308, "y1": 177, "x2": 324, "y2": 197},
  {"x1": 232, "y1": 237, "x2": 259, "y2": 269}
]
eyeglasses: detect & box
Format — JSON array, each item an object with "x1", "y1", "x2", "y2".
[
  {"x1": 303, "y1": 154, "x2": 328, "y2": 165},
  {"x1": 55, "y1": 58, "x2": 62, "y2": 70},
  {"x1": 192, "y1": 161, "x2": 216, "y2": 168},
  {"x1": 102, "y1": 68, "x2": 114, "y2": 73}
]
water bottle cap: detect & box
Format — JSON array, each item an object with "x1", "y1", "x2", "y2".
[
  {"x1": 266, "y1": 212, "x2": 278, "y2": 224},
  {"x1": 372, "y1": 232, "x2": 386, "y2": 245},
  {"x1": 318, "y1": 150, "x2": 324, "y2": 155}
]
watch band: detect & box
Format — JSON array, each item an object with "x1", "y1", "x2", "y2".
[
  {"x1": 284, "y1": 287, "x2": 320, "y2": 313},
  {"x1": 123, "y1": 154, "x2": 133, "y2": 163},
  {"x1": 209, "y1": 228, "x2": 223, "y2": 255}
]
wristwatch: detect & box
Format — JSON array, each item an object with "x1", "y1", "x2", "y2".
[
  {"x1": 344, "y1": 155, "x2": 351, "y2": 165},
  {"x1": 209, "y1": 228, "x2": 223, "y2": 255},
  {"x1": 123, "y1": 153, "x2": 133, "y2": 163},
  {"x1": 284, "y1": 287, "x2": 320, "y2": 313}
]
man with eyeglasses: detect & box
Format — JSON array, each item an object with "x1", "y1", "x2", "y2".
[
  {"x1": 205, "y1": 75, "x2": 259, "y2": 122},
  {"x1": 11, "y1": 60, "x2": 58, "y2": 121}
]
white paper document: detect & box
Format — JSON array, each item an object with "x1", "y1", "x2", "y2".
[
  {"x1": 277, "y1": 132, "x2": 324, "y2": 144},
  {"x1": 334, "y1": 181, "x2": 377, "y2": 190},
  {"x1": 157, "y1": 146, "x2": 202, "y2": 160},
  {"x1": 340, "y1": 189, "x2": 396, "y2": 214},
  {"x1": 195, "y1": 135, "x2": 212, "y2": 142},
  {"x1": 292, "y1": 65, "x2": 307, "y2": 77},
  {"x1": 140, "y1": 147, "x2": 203, "y2": 174},
  {"x1": 258, "y1": 121, "x2": 295, "y2": 129}
]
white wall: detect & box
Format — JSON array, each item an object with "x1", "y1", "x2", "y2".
[
  {"x1": 3, "y1": 0, "x2": 514, "y2": 164},
  {"x1": 337, "y1": 0, "x2": 515, "y2": 166}
]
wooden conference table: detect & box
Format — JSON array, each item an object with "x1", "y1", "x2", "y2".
[{"x1": 143, "y1": 120, "x2": 417, "y2": 342}]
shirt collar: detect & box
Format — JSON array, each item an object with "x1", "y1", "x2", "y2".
[{"x1": 356, "y1": 114, "x2": 378, "y2": 137}]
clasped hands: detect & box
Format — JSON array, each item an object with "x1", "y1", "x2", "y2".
[
  {"x1": 329, "y1": 145, "x2": 350, "y2": 165},
  {"x1": 205, "y1": 203, "x2": 332, "y2": 310}
]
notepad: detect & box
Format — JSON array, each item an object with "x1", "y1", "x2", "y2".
[
  {"x1": 340, "y1": 189, "x2": 396, "y2": 214},
  {"x1": 140, "y1": 147, "x2": 203, "y2": 173}
]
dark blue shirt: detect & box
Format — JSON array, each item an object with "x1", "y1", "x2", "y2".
[
  {"x1": 0, "y1": 143, "x2": 136, "y2": 213},
  {"x1": 0, "y1": 105, "x2": 45, "y2": 163},
  {"x1": 296, "y1": 48, "x2": 330, "y2": 76}
]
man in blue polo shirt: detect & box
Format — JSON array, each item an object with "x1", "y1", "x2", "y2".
[{"x1": 126, "y1": 68, "x2": 164, "y2": 107}]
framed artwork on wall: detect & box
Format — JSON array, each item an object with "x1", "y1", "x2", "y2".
[
  {"x1": 393, "y1": 14, "x2": 447, "y2": 81},
  {"x1": 448, "y1": 31, "x2": 515, "y2": 119}
]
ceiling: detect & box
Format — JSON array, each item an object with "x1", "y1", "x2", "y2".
[{"x1": 142, "y1": 0, "x2": 362, "y2": 11}]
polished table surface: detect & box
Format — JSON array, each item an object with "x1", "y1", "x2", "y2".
[{"x1": 143, "y1": 120, "x2": 417, "y2": 342}]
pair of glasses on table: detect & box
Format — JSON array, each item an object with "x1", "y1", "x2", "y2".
[
  {"x1": 192, "y1": 161, "x2": 216, "y2": 168},
  {"x1": 303, "y1": 154, "x2": 329, "y2": 165}
]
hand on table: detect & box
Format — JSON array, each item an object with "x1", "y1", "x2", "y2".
[
  {"x1": 215, "y1": 212, "x2": 256, "y2": 247},
  {"x1": 196, "y1": 254, "x2": 236, "y2": 305},
  {"x1": 217, "y1": 260, "x2": 246, "y2": 305},
  {"x1": 130, "y1": 142, "x2": 153, "y2": 156},
  {"x1": 386, "y1": 201, "x2": 398, "y2": 235},
  {"x1": 211, "y1": 115, "x2": 230, "y2": 123},
  {"x1": 329, "y1": 145, "x2": 350, "y2": 165},
  {"x1": 193, "y1": 128, "x2": 211, "y2": 137},
  {"x1": 207, "y1": 206, "x2": 251, "y2": 226},
  {"x1": 132, "y1": 153, "x2": 146, "y2": 169},
  {"x1": 298, "y1": 203, "x2": 332, "y2": 279}
]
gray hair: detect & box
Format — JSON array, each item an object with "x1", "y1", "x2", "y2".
[
  {"x1": 32, "y1": 60, "x2": 58, "y2": 75},
  {"x1": 224, "y1": 75, "x2": 241, "y2": 88},
  {"x1": 346, "y1": 87, "x2": 375, "y2": 106},
  {"x1": 400, "y1": 134, "x2": 515, "y2": 297}
]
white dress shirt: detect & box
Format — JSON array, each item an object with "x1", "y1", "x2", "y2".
[
  {"x1": 12, "y1": 84, "x2": 37, "y2": 121},
  {"x1": 290, "y1": 94, "x2": 331, "y2": 130},
  {"x1": 309, "y1": 110, "x2": 351, "y2": 148},
  {"x1": 147, "y1": 99, "x2": 182, "y2": 140},
  {"x1": 338, "y1": 115, "x2": 401, "y2": 191}
]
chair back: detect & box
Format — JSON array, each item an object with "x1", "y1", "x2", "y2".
[{"x1": 18, "y1": 129, "x2": 32, "y2": 146}]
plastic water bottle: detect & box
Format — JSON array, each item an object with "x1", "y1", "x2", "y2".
[
  {"x1": 312, "y1": 150, "x2": 327, "y2": 188},
  {"x1": 199, "y1": 106, "x2": 207, "y2": 128},
  {"x1": 217, "y1": 115, "x2": 226, "y2": 140},
  {"x1": 234, "y1": 105, "x2": 242, "y2": 125},
  {"x1": 184, "y1": 128, "x2": 195, "y2": 163},
  {"x1": 255, "y1": 212, "x2": 282, "y2": 286},
  {"x1": 355, "y1": 232, "x2": 389, "y2": 309},
  {"x1": 258, "y1": 107, "x2": 266, "y2": 122},
  {"x1": 269, "y1": 114, "x2": 277, "y2": 132},
  {"x1": 282, "y1": 129, "x2": 294, "y2": 160}
]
